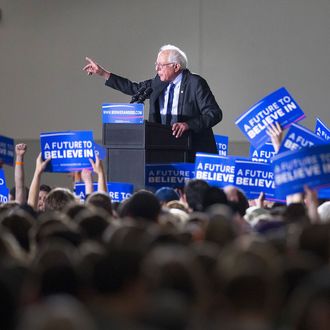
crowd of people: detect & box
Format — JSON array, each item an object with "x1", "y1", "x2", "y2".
[
  {"x1": 0, "y1": 44, "x2": 329, "y2": 330},
  {"x1": 0, "y1": 139, "x2": 329, "y2": 330}
]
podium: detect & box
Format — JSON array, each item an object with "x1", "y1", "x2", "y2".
[{"x1": 102, "y1": 121, "x2": 192, "y2": 190}]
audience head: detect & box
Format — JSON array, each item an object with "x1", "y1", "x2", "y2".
[
  {"x1": 85, "y1": 191, "x2": 113, "y2": 216},
  {"x1": 37, "y1": 184, "x2": 52, "y2": 212},
  {"x1": 184, "y1": 179, "x2": 210, "y2": 212},
  {"x1": 44, "y1": 188, "x2": 76, "y2": 212},
  {"x1": 120, "y1": 190, "x2": 161, "y2": 222},
  {"x1": 155, "y1": 187, "x2": 180, "y2": 205}
]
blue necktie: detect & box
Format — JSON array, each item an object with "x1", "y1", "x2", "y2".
[{"x1": 166, "y1": 83, "x2": 175, "y2": 126}]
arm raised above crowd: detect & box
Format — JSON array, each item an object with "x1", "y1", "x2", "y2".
[
  {"x1": 81, "y1": 168, "x2": 94, "y2": 196},
  {"x1": 89, "y1": 155, "x2": 107, "y2": 194},
  {"x1": 266, "y1": 122, "x2": 283, "y2": 154},
  {"x1": 28, "y1": 153, "x2": 51, "y2": 210},
  {"x1": 14, "y1": 143, "x2": 27, "y2": 204}
]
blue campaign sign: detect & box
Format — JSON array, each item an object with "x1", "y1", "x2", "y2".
[
  {"x1": 0, "y1": 135, "x2": 15, "y2": 166},
  {"x1": 250, "y1": 142, "x2": 276, "y2": 163},
  {"x1": 102, "y1": 103, "x2": 144, "y2": 124},
  {"x1": 234, "y1": 160, "x2": 275, "y2": 200},
  {"x1": 107, "y1": 182, "x2": 134, "y2": 203},
  {"x1": 273, "y1": 144, "x2": 330, "y2": 197},
  {"x1": 315, "y1": 117, "x2": 330, "y2": 141},
  {"x1": 235, "y1": 87, "x2": 305, "y2": 149},
  {"x1": 214, "y1": 134, "x2": 229, "y2": 156},
  {"x1": 75, "y1": 182, "x2": 133, "y2": 203},
  {"x1": 145, "y1": 163, "x2": 195, "y2": 188},
  {"x1": 194, "y1": 153, "x2": 236, "y2": 187},
  {"x1": 94, "y1": 143, "x2": 106, "y2": 160},
  {"x1": 278, "y1": 123, "x2": 326, "y2": 153},
  {"x1": 318, "y1": 187, "x2": 330, "y2": 199},
  {"x1": 0, "y1": 168, "x2": 9, "y2": 203},
  {"x1": 40, "y1": 131, "x2": 95, "y2": 173}
]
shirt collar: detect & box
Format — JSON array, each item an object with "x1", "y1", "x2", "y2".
[{"x1": 171, "y1": 72, "x2": 183, "y2": 86}]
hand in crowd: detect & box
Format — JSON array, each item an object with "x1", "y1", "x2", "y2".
[
  {"x1": 83, "y1": 57, "x2": 110, "y2": 80},
  {"x1": 35, "y1": 153, "x2": 51, "y2": 175},
  {"x1": 14, "y1": 143, "x2": 28, "y2": 204},
  {"x1": 256, "y1": 192, "x2": 265, "y2": 208},
  {"x1": 89, "y1": 154, "x2": 107, "y2": 193},
  {"x1": 266, "y1": 122, "x2": 283, "y2": 153},
  {"x1": 172, "y1": 122, "x2": 189, "y2": 138},
  {"x1": 15, "y1": 143, "x2": 27, "y2": 159},
  {"x1": 304, "y1": 185, "x2": 320, "y2": 223},
  {"x1": 89, "y1": 154, "x2": 103, "y2": 176},
  {"x1": 81, "y1": 168, "x2": 93, "y2": 183}
]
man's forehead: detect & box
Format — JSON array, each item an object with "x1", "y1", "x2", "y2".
[{"x1": 157, "y1": 50, "x2": 170, "y2": 59}]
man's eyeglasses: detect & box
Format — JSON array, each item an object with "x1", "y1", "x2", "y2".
[{"x1": 155, "y1": 62, "x2": 175, "y2": 69}]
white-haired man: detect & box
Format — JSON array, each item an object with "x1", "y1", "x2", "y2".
[{"x1": 83, "y1": 45, "x2": 222, "y2": 160}]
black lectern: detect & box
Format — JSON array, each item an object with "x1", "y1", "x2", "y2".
[{"x1": 102, "y1": 121, "x2": 192, "y2": 190}]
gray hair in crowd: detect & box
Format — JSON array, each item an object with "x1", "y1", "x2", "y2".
[
  {"x1": 159, "y1": 44, "x2": 188, "y2": 69},
  {"x1": 317, "y1": 201, "x2": 330, "y2": 223}
]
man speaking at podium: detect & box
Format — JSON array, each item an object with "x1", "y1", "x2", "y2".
[{"x1": 83, "y1": 44, "x2": 222, "y2": 159}]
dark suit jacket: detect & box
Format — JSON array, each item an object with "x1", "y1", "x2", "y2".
[{"x1": 105, "y1": 69, "x2": 222, "y2": 158}]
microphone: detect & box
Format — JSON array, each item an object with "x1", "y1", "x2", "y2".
[
  {"x1": 137, "y1": 87, "x2": 153, "y2": 103},
  {"x1": 130, "y1": 86, "x2": 147, "y2": 103}
]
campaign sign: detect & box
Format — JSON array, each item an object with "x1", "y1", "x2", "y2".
[
  {"x1": 250, "y1": 142, "x2": 276, "y2": 163},
  {"x1": 273, "y1": 144, "x2": 330, "y2": 197},
  {"x1": 235, "y1": 87, "x2": 305, "y2": 149},
  {"x1": 102, "y1": 103, "x2": 144, "y2": 124},
  {"x1": 234, "y1": 160, "x2": 275, "y2": 200},
  {"x1": 94, "y1": 143, "x2": 106, "y2": 160},
  {"x1": 214, "y1": 135, "x2": 229, "y2": 156},
  {"x1": 0, "y1": 135, "x2": 14, "y2": 166},
  {"x1": 0, "y1": 169, "x2": 9, "y2": 203},
  {"x1": 145, "y1": 163, "x2": 194, "y2": 188},
  {"x1": 315, "y1": 117, "x2": 330, "y2": 141},
  {"x1": 278, "y1": 124, "x2": 326, "y2": 153},
  {"x1": 194, "y1": 153, "x2": 236, "y2": 187},
  {"x1": 318, "y1": 187, "x2": 330, "y2": 199},
  {"x1": 40, "y1": 131, "x2": 95, "y2": 173},
  {"x1": 75, "y1": 182, "x2": 133, "y2": 203}
]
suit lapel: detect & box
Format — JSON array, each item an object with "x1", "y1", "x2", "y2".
[{"x1": 177, "y1": 69, "x2": 189, "y2": 117}]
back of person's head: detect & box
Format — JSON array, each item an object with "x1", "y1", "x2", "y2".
[
  {"x1": 40, "y1": 184, "x2": 52, "y2": 193},
  {"x1": 92, "y1": 225, "x2": 151, "y2": 295},
  {"x1": 16, "y1": 295, "x2": 96, "y2": 330},
  {"x1": 155, "y1": 187, "x2": 180, "y2": 205},
  {"x1": 224, "y1": 186, "x2": 249, "y2": 217},
  {"x1": 205, "y1": 213, "x2": 237, "y2": 248},
  {"x1": 141, "y1": 244, "x2": 207, "y2": 321},
  {"x1": 0, "y1": 272, "x2": 17, "y2": 330},
  {"x1": 298, "y1": 223, "x2": 330, "y2": 263},
  {"x1": 32, "y1": 240, "x2": 81, "y2": 298},
  {"x1": 32, "y1": 212, "x2": 81, "y2": 248},
  {"x1": 0, "y1": 209, "x2": 34, "y2": 252},
  {"x1": 202, "y1": 186, "x2": 228, "y2": 211},
  {"x1": 44, "y1": 188, "x2": 75, "y2": 212},
  {"x1": 122, "y1": 190, "x2": 161, "y2": 222},
  {"x1": 75, "y1": 209, "x2": 110, "y2": 242},
  {"x1": 216, "y1": 243, "x2": 281, "y2": 320},
  {"x1": 283, "y1": 203, "x2": 310, "y2": 224},
  {"x1": 286, "y1": 268, "x2": 330, "y2": 330},
  {"x1": 0, "y1": 202, "x2": 19, "y2": 214},
  {"x1": 184, "y1": 179, "x2": 210, "y2": 212},
  {"x1": 317, "y1": 201, "x2": 330, "y2": 223},
  {"x1": 64, "y1": 202, "x2": 87, "y2": 220},
  {"x1": 85, "y1": 191, "x2": 113, "y2": 216}
]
